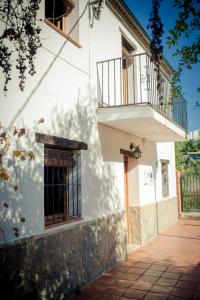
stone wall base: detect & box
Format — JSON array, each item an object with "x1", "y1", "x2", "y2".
[
  {"x1": 0, "y1": 212, "x2": 127, "y2": 299},
  {"x1": 130, "y1": 197, "x2": 178, "y2": 246}
]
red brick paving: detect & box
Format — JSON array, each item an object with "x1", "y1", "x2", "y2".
[{"x1": 72, "y1": 218, "x2": 200, "y2": 299}]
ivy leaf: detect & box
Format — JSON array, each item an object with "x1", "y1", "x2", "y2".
[
  {"x1": 12, "y1": 227, "x2": 20, "y2": 237},
  {"x1": 13, "y1": 185, "x2": 18, "y2": 192},
  {"x1": 18, "y1": 128, "x2": 26, "y2": 137},
  {"x1": 27, "y1": 150, "x2": 35, "y2": 160},
  {"x1": 20, "y1": 155, "x2": 26, "y2": 161},
  {"x1": 14, "y1": 231, "x2": 20, "y2": 237},
  {"x1": 12, "y1": 227, "x2": 19, "y2": 231},
  {"x1": 13, "y1": 127, "x2": 18, "y2": 136},
  {"x1": 0, "y1": 131, "x2": 7, "y2": 140},
  {"x1": 0, "y1": 167, "x2": 10, "y2": 180},
  {"x1": 13, "y1": 149, "x2": 21, "y2": 158},
  {"x1": 19, "y1": 215, "x2": 26, "y2": 223},
  {"x1": 3, "y1": 28, "x2": 16, "y2": 39},
  {"x1": 3, "y1": 141, "x2": 11, "y2": 150},
  {"x1": 38, "y1": 118, "x2": 45, "y2": 124}
]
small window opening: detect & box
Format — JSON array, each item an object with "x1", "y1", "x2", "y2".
[
  {"x1": 45, "y1": 0, "x2": 79, "y2": 41},
  {"x1": 161, "y1": 161, "x2": 169, "y2": 198}
]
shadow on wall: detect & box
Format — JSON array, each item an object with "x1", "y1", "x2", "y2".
[
  {"x1": 1, "y1": 87, "x2": 124, "y2": 240},
  {"x1": 0, "y1": 89, "x2": 128, "y2": 299},
  {"x1": 49, "y1": 90, "x2": 124, "y2": 217},
  {"x1": 0, "y1": 129, "x2": 44, "y2": 243},
  {"x1": 8, "y1": 2, "x2": 90, "y2": 128}
]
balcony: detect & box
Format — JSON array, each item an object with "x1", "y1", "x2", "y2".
[{"x1": 96, "y1": 53, "x2": 187, "y2": 142}]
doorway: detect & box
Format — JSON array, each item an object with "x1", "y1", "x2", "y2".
[{"x1": 122, "y1": 36, "x2": 135, "y2": 105}]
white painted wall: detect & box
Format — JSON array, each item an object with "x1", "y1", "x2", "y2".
[
  {"x1": 127, "y1": 141, "x2": 176, "y2": 208},
  {"x1": 127, "y1": 140, "x2": 156, "y2": 207},
  {"x1": 138, "y1": 165, "x2": 156, "y2": 206},
  {"x1": 156, "y1": 142, "x2": 177, "y2": 202},
  {"x1": 0, "y1": 0, "x2": 177, "y2": 243}
]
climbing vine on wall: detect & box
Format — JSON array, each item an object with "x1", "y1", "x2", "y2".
[
  {"x1": 148, "y1": 0, "x2": 164, "y2": 104},
  {"x1": 0, "y1": 0, "x2": 42, "y2": 93},
  {"x1": 0, "y1": 118, "x2": 44, "y2": 241}
]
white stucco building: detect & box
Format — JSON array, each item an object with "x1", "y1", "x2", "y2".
[
  {"x1": 188, "y1": 129, "x2": 200, "y2": 140},
  {"x1": 0, "y1": 0, "x2": 187, "y2": 298}
]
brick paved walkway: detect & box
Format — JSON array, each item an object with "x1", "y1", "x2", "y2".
[{"x1": 72, "y1": 218, "x2": 200, "y2": 299}]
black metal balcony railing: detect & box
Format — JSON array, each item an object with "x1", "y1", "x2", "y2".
[
  {"x1": 97, "y1": 53, "x2": 187, "y2": 130},
  {"x1": 172, "y1": 96, "x2": 188, "y2": 131}
]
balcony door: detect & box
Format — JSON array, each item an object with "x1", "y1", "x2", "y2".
[{"x1": 122, "y1": 36, "x2": 135, "y2": 105}]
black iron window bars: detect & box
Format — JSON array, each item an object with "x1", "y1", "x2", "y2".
[{"x1": 44, "y1": 147, "x2": 81, "y2": 226}]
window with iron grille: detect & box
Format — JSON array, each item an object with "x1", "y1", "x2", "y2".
[
  {"x1": 161, "y1": 160, "x2": 169, "y2": 198},
  {"x1": 44, "y1": 146, "x2": 81, "y2": 226}
]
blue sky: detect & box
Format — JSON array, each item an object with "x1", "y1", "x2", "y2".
[{"x1": 124, "y1": 0, "x2": 200, "y2": 131}]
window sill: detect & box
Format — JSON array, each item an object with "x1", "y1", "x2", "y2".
[
  {"x1": 45, "y1": 216, "x2": 83, "y2": 229},
  {"x1": 44, "y1": 19, "x2": 82, "y2": 49},
  {"x1": 162, "y1": 196, "x2": 171, "y2": 201}
]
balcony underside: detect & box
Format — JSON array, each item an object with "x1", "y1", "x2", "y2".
[{"x1": 97, "y1": 105, "x2": 186, "y2": 142}]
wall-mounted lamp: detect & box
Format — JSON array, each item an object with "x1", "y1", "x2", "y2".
[
  {"x1": 89, "y1": 0, "x2": 104, "y2": 20},
  {"x1": 120, "y1": 143, "x2": 142, "y2": 159},
  {"x1": 130, "y1": 143, "x2": 142, "y2": 159}
]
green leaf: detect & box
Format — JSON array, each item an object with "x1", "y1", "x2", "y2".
[
  {"x1": 13, "y1": 185, "x2": 18, "y2": 192},
  {"x1": 13, "y1": 149, "x2": 21, "y2": 158},
  {"x1": 27, "y1": 150, "x2": 35, "y2": 160},
  {"x1": 12, "y1": 227, "x2": 19, "y2": 231},
  {"x1": 12, "y1": 227, "x2": 20, "y2": 237},
  {"x1": 20, "y1": 216, "x2": 26, "y2": 223}
]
